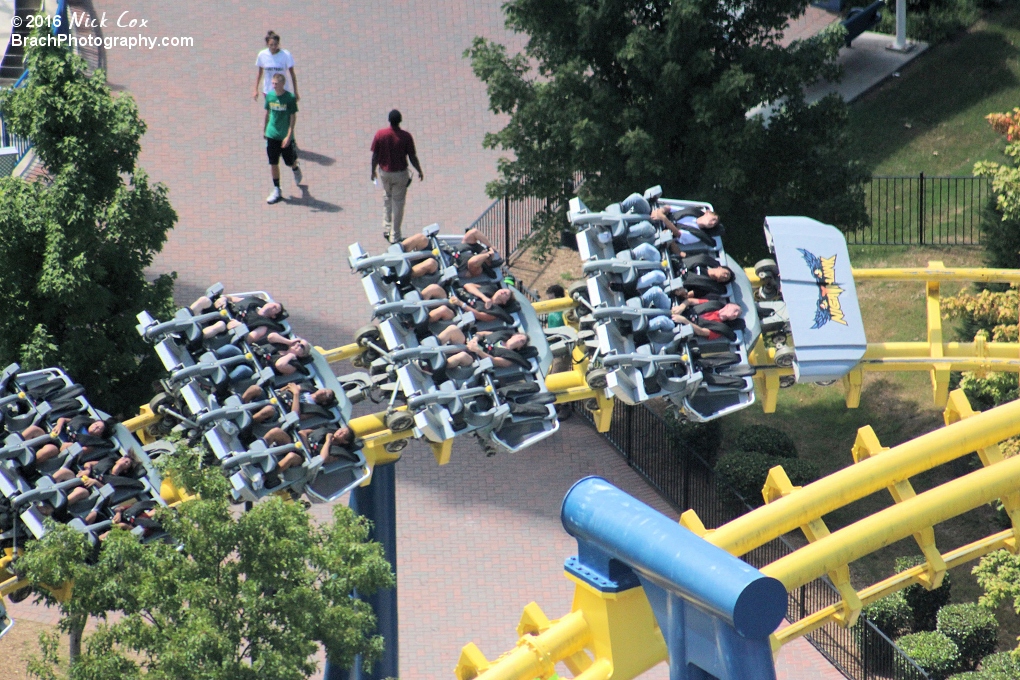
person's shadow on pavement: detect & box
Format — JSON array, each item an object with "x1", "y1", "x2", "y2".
[
  {"x1": 285, "y1": 184, "x2": 342, "y2": 213},
  {"x1": 296, "y1": 148, "x2": 335, "y2": 166}
]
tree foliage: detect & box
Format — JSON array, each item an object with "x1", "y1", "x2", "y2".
[
  {"x1": 975, "y1": 109, "x2": 1020, "y2": 271},
  {"x1": 0, "y1": 39, "x2": 176, "y2": 416},
  {"x1": 942, "y1": 287, "x2": 1019, "y2": 343},
  {"x1": 18, "y1": 443, "x2": 394, "y2": 680},
  {"x1": 974, "y1": 549, "x2": 1020, "y2": 616},
  {"x1": 466, "y1": 0, "x2": 870, "y2": 258}
]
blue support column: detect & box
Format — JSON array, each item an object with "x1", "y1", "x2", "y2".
[
  {"x1": 324, "y1": 463, "x2": 398, "y2": 680},
  {"x1": 561, "y1": 477, "x2": 787, "y2": 680}
]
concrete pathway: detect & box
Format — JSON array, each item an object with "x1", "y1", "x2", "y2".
[
  {"x1": 806, "y1": 31, "x2": 929, "y2": 104},
  {"x1": 779, "y1": 5, "x2": 930, "y2": 105},
  {"x1": 1, "y1": 2, "x2": 850, "y2": 679}
]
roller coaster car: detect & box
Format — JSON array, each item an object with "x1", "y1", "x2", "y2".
[
  {"x1": 758, "y1": 217, "x2": 867, "y2": 384},
  {"x1": 568, "y1": 186, "x2": 760, "y2": 422},
  {"x1": 349, "y1": 226, "x2": 559, "y2": 454},
  {"x1": 0, "y1": 366, "x2": 172, "y2": 639},
  {"x1": 136, "y1": 289, "x2": 370, "y2": 505},
  {"x1": 0, "y1": 366, "x2": 167, "y2": 548}
]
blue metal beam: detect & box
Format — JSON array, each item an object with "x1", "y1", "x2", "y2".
[
  {"x1": 561, "y1": 477, "x2": 787, "y2": 680},
  {"x1": 324, "y1": 463, "x2": 399, "y2": 680}
]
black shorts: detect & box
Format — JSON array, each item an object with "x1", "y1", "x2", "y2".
[{"x1": 266, "y1": 137, "x2": 296, "y2": 166}]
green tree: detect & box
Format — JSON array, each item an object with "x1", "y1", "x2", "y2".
[
  {"x1": 974, "y1": 549, "x2": 1020, "y2": 615},
  {"x1": 976, "y1": 109, "x2": 1020, "y2": 271},
  {"x1": 18, "y1": 444, "x2": 394, "y2": 679},
  {"x1": 0, "y1": 38, "x2": 176, "y2": 417},
  {"x1": 466, "y1": 0, "x2": 869, "y2": 258}
]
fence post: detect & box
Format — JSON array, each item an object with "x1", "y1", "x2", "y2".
[
  {"x1": 864, "y1": 623, "x2": 873, "y2": 680},
  {"x1": 917, "y1": 172, "x2": 925, "y2": 245},
  {"x1": 681, "y1": 438, "x2": 690, "y2": 510},
  {"x1": 626, "y1": 406, "x2": 634, "y2": 464},
  {"x1": 503, "y1": 195, "x2": 511, "y2": 254}
]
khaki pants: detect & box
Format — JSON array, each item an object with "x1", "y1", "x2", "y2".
[{"x1": 380, "y1": 169, "x2": 411, "y2": 239}]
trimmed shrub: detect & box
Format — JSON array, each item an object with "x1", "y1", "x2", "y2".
[
  {"x1": 859, "y1": 591, "x2": 913, "y2": 671},
  {"x1": 733, "y1": 425, "x2": 797, "y2": 459},
  {"x1": 979, "y1": 198, "x2": 1020, "y2": 273},
  {"x1": 896, "y1": 555, "x2": 953, "y2": 631},
  {"x1": 897, "y1": 631, "x2": 961, "y2": 680},
  {"x1": 864, "y1": 590, "x2": 912, "y2": 638},
  {"x1": 715, "y1": 451, "x2": 819, "y2": 507},
  {"x1": 665, "y1": 411, "x2": 723, "y2": 466},
  {"x1": 980, "y1": 652, "x2": 1020, "y2": 680},
  {"x1": 937, "y1": 604, "x2": 997, "y2": 670},
  {"x1": 960, "y1": 371, "x2": 1020, "y2": 412}
]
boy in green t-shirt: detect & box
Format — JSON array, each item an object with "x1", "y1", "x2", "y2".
[{"x1": 264, "y1": 73, "x2": 301, "y2": 204}]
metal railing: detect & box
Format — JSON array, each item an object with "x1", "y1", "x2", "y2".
[
  {"x1": 467, "y1": 173, "x2": 583, "y2": 260},
  {"x1": 471, "y1": 174, "x2": 993, "y2": 250},
  {"x1": 468, "y1": 194, "x2": 555, "y2": 262},
  {"x1": 574, "y1": 401, "x2": 929, "y2": 680},
  {"x1": 849, "y1": 175, "x2": 992, "y2": 246}
]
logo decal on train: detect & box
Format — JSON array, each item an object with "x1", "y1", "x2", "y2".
[{"x1": 798, "y1": 248, "x2": 847, "y2": 329}]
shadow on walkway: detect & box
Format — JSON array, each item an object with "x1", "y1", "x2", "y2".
[
  {"x1": 285, "y1": 185, "x2": 342, "y2": 213},
  {"x1": 297, "y1": 148, "x2": 336, "y2": 166}
]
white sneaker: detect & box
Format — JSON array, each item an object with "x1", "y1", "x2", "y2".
[
  {"x1": 292, "y1": 165, "x2": 303, "y2": 185},
  {"x1": 266, "y1": 187, "x2": 282, "y2": 204}
]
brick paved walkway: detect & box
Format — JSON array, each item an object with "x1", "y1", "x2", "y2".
[{"x1": 3, "y1": 2, "x2": 845, "y2": 679}]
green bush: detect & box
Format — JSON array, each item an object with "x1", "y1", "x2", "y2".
[
  {"x1": 960, "y1": 371, "x2": 1019, "y2": 412},
  {"x1": 949, "y1": 657, "x2": 1020, "y2": 680},
  {"x1": 733, "y1": 425, "x2": 798, "y2": 459},
  {"x1": 897, "y1": 631, "x2": 961, "y2": 680},
  {"x1": 937, "y1": 604, "x2": 998, "y2": 670},
  {"x1": 948, "y1": 673, "x2": 984, "y2": 680},
  {"x1": 714, "y1": 451, "x2": 819, "y2": 507},
  {"x1": 665, "y1": 412, "x2": 723, "y2": 466},
  {"x1": 864, "y1": 591, "x2": 912, "y2": 638},
  {"x1": 946, "y1": 656, "x2": 1020, "y2": 680},
  {"x1": 870, "y1": 0, "x2": 980, "y2": 44},
  {"x1": 979, "y1": 199, "x2": 1020, "y2": 273},
  {"x1": 980, "y1": 652, "x2": 1020, "y2": 680},
  {"x1": 897, "y1": 555, "x2": 953, "y2": 631}
]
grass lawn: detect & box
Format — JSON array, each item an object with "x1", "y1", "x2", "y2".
[
  {"x1": 848, "y1": 3, "x2": 1020, "y2": 176},
  {"x1": 720, "y1": 245, "x2": 1020, "y2": 648}
]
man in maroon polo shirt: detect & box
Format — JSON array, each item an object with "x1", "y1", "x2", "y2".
[{"x1": 370, "y1": 109, "x2": 425, "y2": 242}]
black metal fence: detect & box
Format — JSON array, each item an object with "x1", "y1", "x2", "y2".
[
  {"x1": 469, "y1": 174, "x2": 994, "y2": 250},
  {"x1": 468, "y1": 194, "x2": 556, "y2": 261},
  {"x1": 850, "y1": 175, "x2": 992, "y2": 246},
  {"x1": 575, "y1": 401, "x2": 929, "y2": 680}
]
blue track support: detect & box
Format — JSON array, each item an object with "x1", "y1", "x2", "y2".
[
  {"x1": 561, "y1": 477, "x2": 787, "y2": 680},
  {"x1": 324, "y1": 463, "x2": 398, "y2": 680}
]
